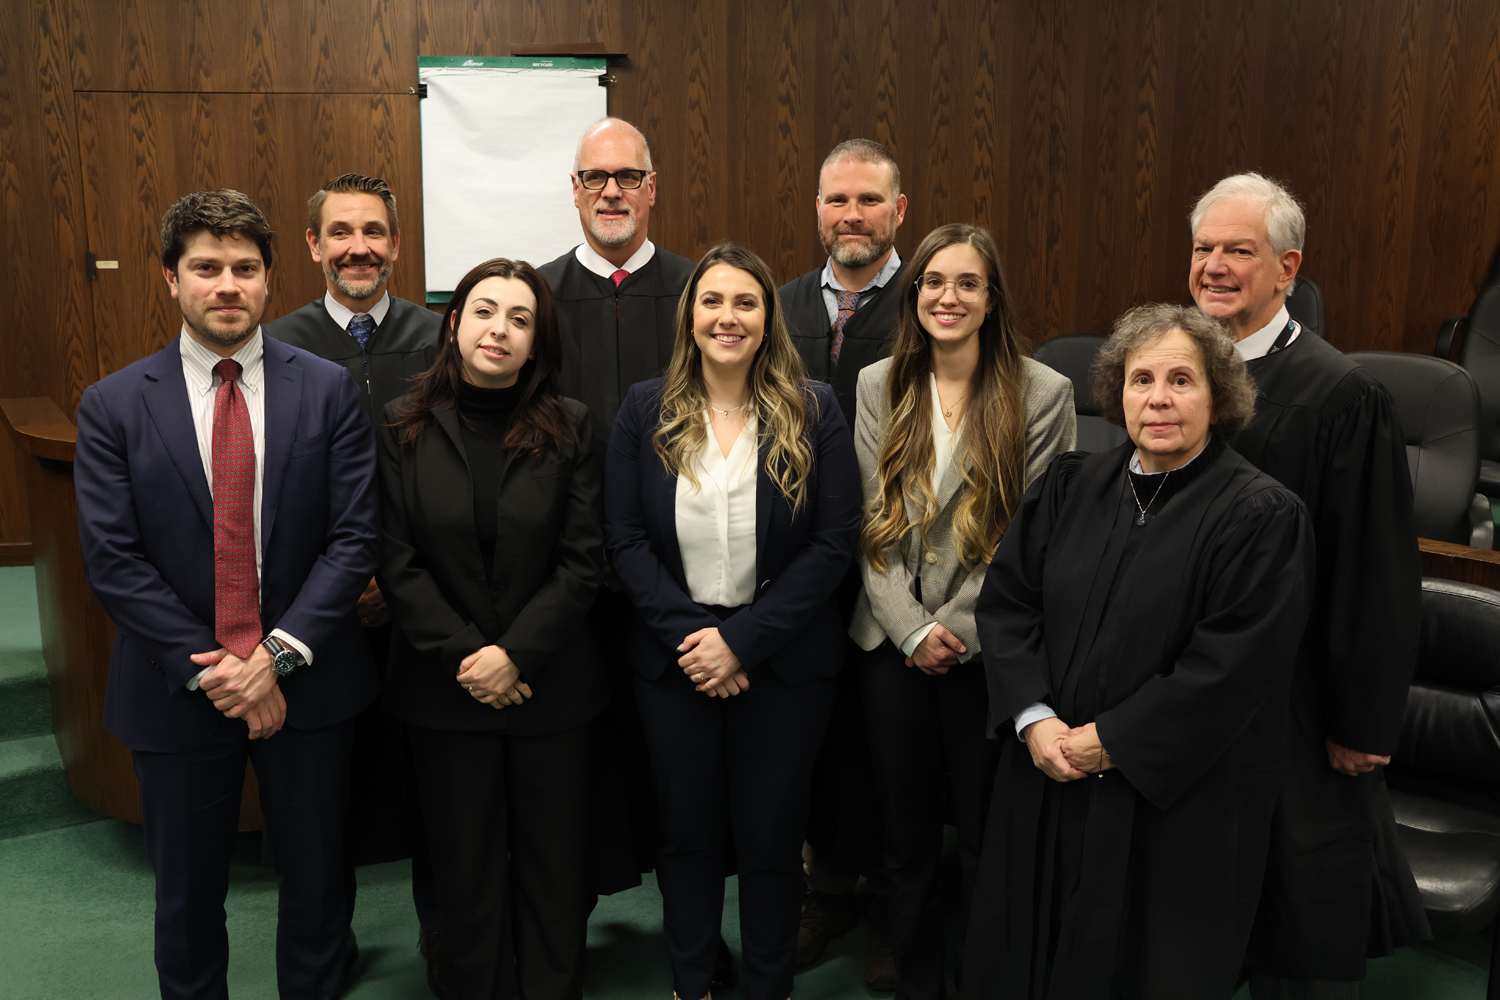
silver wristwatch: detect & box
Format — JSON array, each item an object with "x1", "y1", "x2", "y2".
[{"x1": 261, "y1": 635, "x2": 304, "y2": 678}]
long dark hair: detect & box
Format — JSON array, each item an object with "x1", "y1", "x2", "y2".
[
  {"x1": 397, "y1": 258, "x2": 577, "y2": 453},
  {"x1": 861, "y1": 223, "x2": 1029, "y2": 571}
]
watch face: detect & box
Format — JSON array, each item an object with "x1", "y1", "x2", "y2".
[{"x1": 272, "y1": 650, "x2": 298, "y2": 676}]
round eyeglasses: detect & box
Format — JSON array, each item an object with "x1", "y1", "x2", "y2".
[
  {"x1": 915, "y1": 274, "x2": 991, "y2": 302},
  {"x1": 576, "y1": 169, "x2": 649, "y2": 191}
]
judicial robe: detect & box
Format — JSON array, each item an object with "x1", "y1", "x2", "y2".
[
  {"x1": 964, "y1": 439, "x2": 1313, "y2": 1000},
  {"x1": 264, "y1": 295, "x2": 441, "y2": 427},
  {"x1": 1231, "y1": 332, "x2": 1430, "y2": 977},
  {"x1": 780, "y1": 262, "x2": 909, "y2": 427},
  {"x1": 537, "y1": 245, "x2": 695, "y2": 450},
  {"x1": 537, "y1": 244, "x2": 696, "y2": 894}
]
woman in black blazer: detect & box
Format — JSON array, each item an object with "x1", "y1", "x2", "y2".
[
  {"x1": 604, "y1": 241, "x2": 863, "y2": 1000},
  {"x1": 377, "y1": 258, "x2": 603, "y2": 1000}
]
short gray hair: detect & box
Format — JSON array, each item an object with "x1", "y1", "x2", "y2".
[
  {"x1": 573, "y1": 117, "x2": 654, "y2": 172},
  {"x1": 1190, "y1": 172, "x2": 1306, "y2": 255},
  {"x1": 819, "y1": 138, "x2": 901, "y2": 197},
  {"x1": 1092, "y1": 303, "x2": 1257, "y2": 437}
]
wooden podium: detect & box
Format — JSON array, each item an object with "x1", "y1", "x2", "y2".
[{"x1": 1, "y1": 397, "x2": 262, "y2": 829}]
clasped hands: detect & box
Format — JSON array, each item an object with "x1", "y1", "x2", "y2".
[
  {"x1": 191, "y1": 645, "x2": 285, "y2": 740},
  {"x1": 906, "y1": 623, "x2": 966, "y2": 675},
  {"x1": 1023, "y1": 718, "x2": 1115, "y2": 782},
  {"x1": 678, "y1": 627, "x2": 748, "y2": 697},
  {"x1": 458, "y1": 645, "x2": 533, "y2": 709}
]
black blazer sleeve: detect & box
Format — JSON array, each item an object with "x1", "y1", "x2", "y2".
[
  {"x1": 716, "y1": 384, "x2": 862, "y2": 669},
  {"x1": 603, "y1": 382, "x2": 725, "y2": 652}
]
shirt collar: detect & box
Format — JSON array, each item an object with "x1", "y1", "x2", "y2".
[
  {"x1": 1129, "y1": 433, "x2": 1211, "y2": 475},
  {"x1": 322, "y1": 289, "x2": 391, "y2": 331},
  {"x1": 821, "y1": 248, "x2": 903, "y2": 294},
  {"x1": 180, "y1": 327, "x2": 265, "y2": 394},
  {"x1": 574, "y1": 240, "x2": 657, "y2": 281},
  {"x1": 1233, "y1": 304, "x2": 1295, "y2": 361}
]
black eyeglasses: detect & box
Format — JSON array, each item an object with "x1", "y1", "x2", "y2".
[{"x1": 576, "y1": 169, "x2": 650, "y2": 191}]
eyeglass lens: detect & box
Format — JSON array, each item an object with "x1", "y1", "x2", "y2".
[
  {"x1": 917, "y1": 275, "x2": 988, "y2": 302},
  {"x1": 578, "y1": 169, "x2": 647, "y2": 190}
]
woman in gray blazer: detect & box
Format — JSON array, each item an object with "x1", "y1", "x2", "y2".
[{"x1": 848, "y1": 223, "x2": 1075, "y2": 1000}]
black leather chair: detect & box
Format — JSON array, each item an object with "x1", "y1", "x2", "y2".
[
  {"x1": 1285, "y1": 276, "x2": 1327, "y2": 340},
  {"x1": 1459, "y1": 283, "x2": 1500, "y2": 498},
  {"x1": 1032, "y1": 334, "x2": 1129, "y2": 453},
  {"x1": 1389, "y1": 578, "x2": 1500, "y2": 998},
  {"x1": 1348, "y1": 351, "x2": 1492, "y2": 548}
]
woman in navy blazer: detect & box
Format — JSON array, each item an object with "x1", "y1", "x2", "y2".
[{"x1": 605, "y1": 242, "x2": 862, "y2": 1000}]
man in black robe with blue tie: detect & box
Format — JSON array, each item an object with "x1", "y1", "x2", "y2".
[{"x1": 1188, "y1": 172, "x2": 1429, "y2": 999}]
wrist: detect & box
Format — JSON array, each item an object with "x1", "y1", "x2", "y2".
[{"x1": 260, "y1": 635, "x2": 304, "y2": 678}]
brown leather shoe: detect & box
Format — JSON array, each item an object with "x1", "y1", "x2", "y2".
[
  {"x1": 795, "y1": 888, "x2": 860, "y2": 970},
  {"x1": 862, "y1": 890, "x2": 897, "y2": 993}
]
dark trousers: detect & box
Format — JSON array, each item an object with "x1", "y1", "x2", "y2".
[
  {"x1": 862, "y1": 642, "x2": 1000, "y2": 1000},
  {"x1": 410, "y1": 723, "x2": 592, "y2": 1000},
  {"x1": 132, "y1": 717, "x2": 356, "y2": 1000},
  {"x1": 636, "y1": 664, "x2": 837, "y2": 1000}
]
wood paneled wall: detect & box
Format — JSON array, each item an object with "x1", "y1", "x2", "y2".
[{"x1": 4, "y1": 0, "x2": 1500, "y2": 552}]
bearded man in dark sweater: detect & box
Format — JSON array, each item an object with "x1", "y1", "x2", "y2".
[
  {"x1": 264, "y1": 173, "x2": 444, "y2": 996},
  {"x1": 1188, "y1": 172, "x2": 1430, "y2": 1000},
  {"x1": 779, "y1": 139, "x2": 908, "y2": 991}
]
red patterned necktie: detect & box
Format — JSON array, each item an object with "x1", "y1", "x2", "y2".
[
  {"x1": 830, "y1": 289, "x2": 860, "y2": 364},
  {"x1": 212, "y1": 358, "x2": 261, "y2": 658},
  {"x1": 611, "y1": 269, "x2": 629, "y2": 287}
]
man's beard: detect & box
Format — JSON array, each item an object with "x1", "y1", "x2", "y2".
[
  {"x1": 589, "y1": 205, "x2": 638, "y2": 248},
  {"x1": 183, "y1": 307, "x2": 257, "y2": 349},
  {"x1": 821, "y1": 224, "x2": 896, "y2": 269},
  {"x1": 323, "y1": 255, "x2": 393, "y2": 300}
]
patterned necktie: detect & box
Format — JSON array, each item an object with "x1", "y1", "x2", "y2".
[
  {"x1": 610, "y1": 269, "x2": 629, "y2": 288},
  {"x1": 347, "y1": 313, "x2": 376, "y2": 353},
  {"x1": 830, "y1": 289, "x2": 861, "y2": 364},
  {"x1": 212, "y1": 359, "x2": 261, "y2": 659}
]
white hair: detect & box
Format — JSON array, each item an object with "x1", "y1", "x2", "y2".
[
  {"x1": 1190, "y1": 172, "x2": 1305, "y2": 294},
  {"x1": 572, "y1": 117, "x2": 654, "y2": 173}
]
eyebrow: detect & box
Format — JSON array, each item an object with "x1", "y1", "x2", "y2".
[{"x1": 924, "y1": 271, "x2": 987, "y2": 280}]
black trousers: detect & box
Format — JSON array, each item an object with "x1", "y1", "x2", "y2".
[
  {"x1": 862, "y1": 642, "x2": 1000, "y2": 1000},
  {"x1": 132, "y1": 717, "x2": 356, "y2": 1000},
  {"x1": 636, "y1": 663, "x2": 837, "y2": 1000},
  {"x1": 410, "y1": 723, "x2": 592, "y2": 1000}
]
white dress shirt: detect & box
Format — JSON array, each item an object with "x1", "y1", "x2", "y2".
[
  {"x1": 675, "y1": 414, "x2": 759, "y2": 608},
  {"x1": 179, "y1": 329, "x2": 311, "y2": 688},
  {"x1": 1011, "y1": 437, "x2": 1213, "y2": 737},
  {"x1": 1233, "y1": 304, "x2": 1298, "y2": 361},
  {"x1": 322, "y1": 289, "x2": 391, "y2": 331},
  {"x1": 574, "y1": 240, "x2": 657, "y2": 280},
  {"x1": 899, "y1": 376, "x2": 977, "y2": 663}
]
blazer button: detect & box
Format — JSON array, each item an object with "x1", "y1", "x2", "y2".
[{"x1": 925, "y1": 551, "x2": 938, "y2": 564}]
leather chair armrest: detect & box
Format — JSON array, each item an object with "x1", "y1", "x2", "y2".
[{"x1": 1471, "y1": 493, "x2": 1495, "y2": 550}]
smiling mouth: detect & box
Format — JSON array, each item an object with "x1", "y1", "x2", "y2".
[
  {"x1": 712, "y1": 334, "x2": 745, "y2": 344},
  {"x1": 1201, "y1": 285, "x2": 1238, "y2": 294},
  {"x1": 480, "y1": 346, "x2": 509, "y2": 359},
  {"x1": 931, "y1": 312, "x2": 965, "y2": 322}
]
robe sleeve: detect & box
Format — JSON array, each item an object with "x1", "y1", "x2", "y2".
[
  {"x1": 976, "y1": 451, "x2": 1087, "y2": 737},
  {"x1": 1094, "y1": 487, "x2": 1314, "y2": 810},
  {"x1": 1311, "y1": 373, "x2": 1422, "y2": 754}
]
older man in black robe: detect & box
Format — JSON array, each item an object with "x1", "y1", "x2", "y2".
[{"x1": 1188, "y1": 172, "x2": 1428, "y2": 998}]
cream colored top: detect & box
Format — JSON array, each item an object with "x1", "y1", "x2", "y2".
[{"x1": 675, "y1": 413, "x2": 759, "y2": 607}]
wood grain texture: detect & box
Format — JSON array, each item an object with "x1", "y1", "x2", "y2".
[
  {"x1": 75, "y1": 91, "x2": 425, "y2": 378},
  {"x1": 1420, "y1": 537, "x2": 1500, "y2": 592}
]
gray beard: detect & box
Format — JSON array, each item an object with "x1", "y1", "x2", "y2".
[
  {"x1": 589, "y1": 213, "x2": 637, "y2": 249},
  {"x1": 823, "y1": 232, "x2": 894, "y2": 269},
  {"x1": 324, "y1": 259, "x2": 393, "y2": 300}
]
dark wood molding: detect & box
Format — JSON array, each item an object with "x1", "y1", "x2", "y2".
[
  {"x1": 0, "y1": 542, "x2": 33, "y2": 566},
  {"x1": 0, "y1": 396, "x2": 76, "y2": 462},
  {"x1": 1419, "y1": 538, "x2": 1500, "y2": 592},
  {"x1": 510, "y1": 42, "x2": 627, "y2": 58}
]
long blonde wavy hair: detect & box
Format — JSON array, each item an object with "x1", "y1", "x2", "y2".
[
  {"x1": 862, "y1": 224, "x2": 1029, "y2": 572},
  {"x1": 652, "y1": 241, "x2": 818, "y2": 513}
]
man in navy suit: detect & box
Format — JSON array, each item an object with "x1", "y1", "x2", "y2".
[{"x1": 74, "y1": 189, "x2": 380, "y2": 1000}]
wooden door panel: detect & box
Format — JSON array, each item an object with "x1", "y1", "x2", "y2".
[{"x1": 76, "y1": 91, "x2": 425, "y2": 379}]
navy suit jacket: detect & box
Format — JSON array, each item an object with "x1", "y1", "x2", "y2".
[
  {"x1": 74, "y1": 334, "x2": 381, "y2": 753},
  {"x1": 603, "y1": 378, "x2": 862, "y2": 685}
]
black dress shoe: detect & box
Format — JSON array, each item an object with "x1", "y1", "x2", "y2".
[
  {"x1": 709, "y1": 936, "x2": 737, "y2": 995},
  {"x1": 419, "y1": 928, "x2": 448, "y2": 999}
]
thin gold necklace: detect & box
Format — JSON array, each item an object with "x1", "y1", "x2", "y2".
[
  {"x1": 938, "y1": 389, "x2": 968, "y2": 418},
  {"x1": 708, "y1": 401, "x2": 748, "y2": 420}
]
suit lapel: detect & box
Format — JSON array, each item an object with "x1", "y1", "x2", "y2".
[
  {"x1": 755, "y1": 435, "x2": 774, "y2": 589},
  {"x1": 260, "y1": 339, "x2": 304, "y2": 549},
  {"x1": 141, "y1": 342, "x2": 213, "y2": 528}
]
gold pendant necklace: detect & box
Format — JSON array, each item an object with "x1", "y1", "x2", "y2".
[{"x1": 709, "y1": 401, "x2": 748, "y2": 420}]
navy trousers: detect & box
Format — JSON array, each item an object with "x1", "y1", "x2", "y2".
[{"x1": 132, "y1": 717, "x2": 356, "y2": 1000}]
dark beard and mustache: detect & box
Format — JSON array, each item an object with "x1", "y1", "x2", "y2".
[{"x1": 821, "y1": 224, "x2": 897, "y2": 269}]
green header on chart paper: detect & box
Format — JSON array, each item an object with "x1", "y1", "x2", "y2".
[{"x1": 418, "y1": 56, "x2": 608, "y2": 71}]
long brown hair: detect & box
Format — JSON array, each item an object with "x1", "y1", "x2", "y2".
[
  {"x1": 652, "y1": 241, "x2": 817, "y2": 513},
  {"x1": 396, "y1": 258, "x2": 578, "y2": 453},
  {"x1": 861, "y1": 223, "x2": 1029, "y2": 571}
]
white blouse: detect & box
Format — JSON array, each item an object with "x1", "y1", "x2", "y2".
[{"x1": 675, "y1": 413, "x2": 759, "y2": 607}]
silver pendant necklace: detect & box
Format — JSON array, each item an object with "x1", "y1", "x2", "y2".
[
  {"x1": 1127, "y1": 467, "x2": 1171, "y2": 526},
  {"x1": 708, "y1": 401, "x2": 748, "y2": 420}
]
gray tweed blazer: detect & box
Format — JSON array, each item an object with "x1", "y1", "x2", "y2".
[{"x1": 848, "y1": 356, "x2": 1076, "y2": 657}]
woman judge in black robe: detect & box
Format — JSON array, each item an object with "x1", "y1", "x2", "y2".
[{"x1": 962, "y1": 304, "x2": 1314, "y2": 999}]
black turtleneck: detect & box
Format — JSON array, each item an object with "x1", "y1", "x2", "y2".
[{"x1": 458, "y1": 379, "x2": 522, "y2": 579}]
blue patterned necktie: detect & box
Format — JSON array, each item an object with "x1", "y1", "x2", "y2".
[{"x1": 347, "y1": 313, "x2": 376, "y2": 353}]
